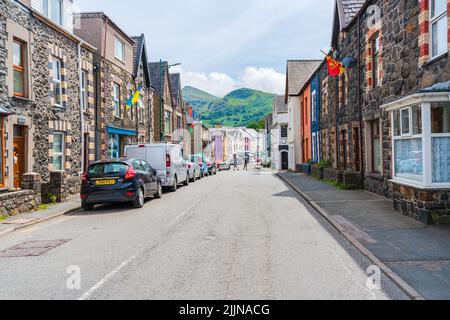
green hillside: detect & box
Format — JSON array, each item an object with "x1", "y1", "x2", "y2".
[{"x1": 182, "y1": 86, "x2": 274, "y2": 127}]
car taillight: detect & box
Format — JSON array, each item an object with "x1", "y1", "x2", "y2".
[
  {"x1": 125, "y1": 166, "x2": 136, "y2": 180},
  {"x1": 82, "y1": 171, "x2": 89, "y2": 182},
  {"x1": 166, "y1": 154, "x2": 171, "y2": 168}
]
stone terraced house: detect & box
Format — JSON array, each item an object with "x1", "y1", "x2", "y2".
[
  {"x1": 148, "y1": 61, "x2": 175, "y2": 143},
  {"x1": 75, "y1": 12, "x2": 154, "y2": 160},
  {"x1": 169, "y1": 72, "x2": 188, "y2": 146},
  {"x1": 0, "y1": 0, "x2": 96, "y2": 216},
  {"x1": 300, "y1": 0, "x2": 450, "y2": 223}
]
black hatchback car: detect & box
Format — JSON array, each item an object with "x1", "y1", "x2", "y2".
[{"x1": 80, "y1": 158, "x2": 162, "y2": 211}]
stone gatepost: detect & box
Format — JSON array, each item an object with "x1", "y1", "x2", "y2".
[{"x1": 21, "y1": 173, "x2": 42, "y2": 206}]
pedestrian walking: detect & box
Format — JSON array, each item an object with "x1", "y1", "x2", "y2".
[
  {"x1": 243, "y1": 154, "x2": 249, "y2": 171},
  {"x1": 233, "y1": 155, "x2": 239, "y2": 171}
]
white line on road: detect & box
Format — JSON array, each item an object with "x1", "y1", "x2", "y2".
[
  {"x1": 78, "y1": 254, "x2": 138, "y2": 300},
  {"x1": 168, "y1": 197, "x2": 202, "y2": 226}
]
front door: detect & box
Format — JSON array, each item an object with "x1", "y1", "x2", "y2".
[
  {"x1": 13, "y1": 125, "x2": 25, "y2": 188},
  {"x1": 281, "y1": 152, "x2": 289, "y2": 170}
]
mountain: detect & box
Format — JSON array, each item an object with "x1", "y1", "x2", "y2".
[{"x1": 182, "y1": 86, "x2": 275, "y2": 127}]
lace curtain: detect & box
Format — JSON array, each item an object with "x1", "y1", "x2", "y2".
[{"x1": 432, "y1": 137, "x2": 450, "y2": 183}]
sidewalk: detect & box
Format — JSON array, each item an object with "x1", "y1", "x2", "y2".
[
  {"x1": 0, "y1": 196, "x2": 81, "y2": 236},
  {"x1": 278, "y1": 172, "x2": 450, "y2": 300}
]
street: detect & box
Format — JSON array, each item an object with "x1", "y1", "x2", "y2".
[{"x1": 0, "y1": 168, "x2": 407, "y2": 300}]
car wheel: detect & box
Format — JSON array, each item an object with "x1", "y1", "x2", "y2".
[
  {"x1": 133, "y1": 188, "x2": 145, "y2": 208},
  {"x1": 170, "y1": 176, "x2": 178, "y2": 192},
  {"x1": 82, "y1": 201, "x2": 94, "y2": 211},
  {"x1": 184, "y1": 173, "x2": 189, "y2": 186},
  {"x1": 154, "y1": 182, "x2": 163, "y2": 199}
]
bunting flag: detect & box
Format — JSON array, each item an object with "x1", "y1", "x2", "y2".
[{"x1": 126, "y1": 85, "x2": 143, "y2": 111}]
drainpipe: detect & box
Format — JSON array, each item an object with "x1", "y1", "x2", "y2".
[
  {"x1": 78, "y1": 42, "x2": 85, "y2": 174},
  {"x1": 358, "y1": 15, "x2": 365, "y2": 181}
]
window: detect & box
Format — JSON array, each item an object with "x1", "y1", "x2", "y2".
[
  {"x1": 108, "y1": 134, "x2": 120, "y2": 159},
  {"x1": 431, "y1": 102, "x2": 450, "y2": 183},
  {"x1": 322, "y1": 91, "x2": 328, "y2": 115},
  {"x1": 311, "y1": 91, "x2": 317, "y2": 122},
  {"x1": 115, "y1": 38, "x2": 125, "y2": 61},
  {"x1": 177, "y1": 116, "x2": 182, "y2": 129},
  {"x1": 371, "y1": 120, "x2": 382, "y2": 173},
  {"x1": 0, "y1": 117, "x2": 4, "y2": 187},
  {"x1": 44, "y1": 0, "x2": 62, "y2": 25},
  {"x1": 371, "y1": 33, "x2": 381, "y2": 87},
  {"x1": 430, "y1": 0, "x2": 448, "y2": 58},
  {"x1": 52, "y1": 58, "x2": 62, "y2": 107},
  {"x1": 80, "y1": 70, "x2": 88, "y2": 111},
  {"x1": 340, "y1": 73, "x2": 347, "y2": 106},
  {"x1": 138, "y1": 96, "x2": 145, "y2": 123},
  {"x1": 13, "y1": 40, "x2": 25, "y2": 97},
  {"x1": 304, "y1": 98, "x2": 308, "y2": 125},
  {"x1": 164, "y1": 111, "x2": 171, "y2": 134},
  {"x1": 281, "y1": 125, "x2": 288, "y2": 138},
  {"x1": 53, "y1": 132, "x2": 64, "y2": 171},
  {"x1": 113, "y1": 83, "x2": 121, "y2": 117},
  {"x1": 392, "y1": 105, "x2": 423, "y2": 182}
]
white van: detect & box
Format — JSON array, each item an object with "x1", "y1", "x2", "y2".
[{"x1": 124, "y1": 143, "x2": 189, "y2": 192}]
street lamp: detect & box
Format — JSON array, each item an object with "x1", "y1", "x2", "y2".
[{"x1": 160, "y1": 60, "x2": 181, "y2": 142}]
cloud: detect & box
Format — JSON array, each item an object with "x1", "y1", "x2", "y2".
[
  {"x1": 241, "y1": 67, "x2": 285, "y2": 95},
  {"x1": 180, "y1": 67, "x2": 285, "y2": 97}
]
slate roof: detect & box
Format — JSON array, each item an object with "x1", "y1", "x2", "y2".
[
  {"x1": 148, "y1": 61, "x2": 169, "y2": 97},
  {"x1": 274, "y1": 96, "x2": 288, "y2": 114},
  {"x1": 286, "y1": 60, "x2": 322, "y2": 96},
  {"x1": 131, "y1": 34, "x2": 151, "y2": 88},
  {"x1": 169, "y1": 73, "x2": 182, "y2": 106},
  {"x1": 338, "y1": 0, "x2": 366, "y2": 28}
]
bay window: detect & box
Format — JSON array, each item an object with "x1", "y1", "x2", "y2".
[
  {"x1": 385, "y1": 93, "x2": 450, "y2": 188},
  {"x1": 430, "y1": 0, "x2": 448, "y2": 58}
]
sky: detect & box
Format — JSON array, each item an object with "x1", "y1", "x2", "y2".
[{"x1": 74, "y1": 0, "x2": 335, "y2": 97}]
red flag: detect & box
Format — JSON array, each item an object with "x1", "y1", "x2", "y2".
[{"x1": 326, "y1": 55, "x2": 345, "y2": 76}]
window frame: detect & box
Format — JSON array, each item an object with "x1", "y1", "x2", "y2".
[
  {"x1": 115, "y1": 37, "x2": 125, "y2": 62},
  {"x1": 107, "y1": 134, "x2": 120, "y2": 159},
  {"x1": 53, "y1": 132, "x2": 65, "y2": 172},
  {"x1": 13, "y1": 39, "x2": 26, "y2": 97},
  {"x1": 44, "y1": 0, "x2": 63, "y2": 26},
  {"x1": 429, "y1": 0, "x2": 448, "y2": 59},
  {"x1": 112, "y1": 83, "x2": 121, "y2": 118},
  {"x1": 80, "y1": 70, "x2": 88, "y2": 111},
  {"x1": 370, "y1": 119, "x2": 382, "y2": 174},
  {"x1": 52, "y1": 58, "x2": 63, "y2": 107},
  {"x1": 311, "y1": 90, "x2": 317, "y2": 123},
  {"x1": 371, "y1": 32, "x2": 381, "y2": 87},
  {"x1": 164, "y1": 110, "x2": 172, "y2": 134}
]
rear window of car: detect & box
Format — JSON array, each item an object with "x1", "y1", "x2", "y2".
[{"x1": 88, "y1": 163, "x2": 129, "y2": 177}]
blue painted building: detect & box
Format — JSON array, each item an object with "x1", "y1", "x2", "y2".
[{"x1": 310, "y1": 73, "x2": 321, "y2": 163}]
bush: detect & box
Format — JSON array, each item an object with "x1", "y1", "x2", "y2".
[{"x1": 317, "y1": 160, "x2": 332, "y2": 168}]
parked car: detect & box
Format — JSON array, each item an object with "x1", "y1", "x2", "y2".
[
  {"x1": 191, "y1": 155, "x2": 208, "y2": 177},
  {"x1": 125, "y1": 143, "x2": 189, "y2": 192},
  {"x1": 204, "y1": 156, "x2": 217, "y2": 175},
  {"x1": 218, "y1": 162, "x2": 231, "y2": 171},
  {"x1": 80, "y1": 159, "x2": 162, "y2": 211},
  {"x1": 186, "y1": 157, "x2": 201, "y2": 182}
]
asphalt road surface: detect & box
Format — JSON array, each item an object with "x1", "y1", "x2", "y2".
[{"x1": 0, "y1": 168, "x2": 408, "y2": 300}]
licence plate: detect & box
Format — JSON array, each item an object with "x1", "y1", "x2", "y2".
[{"x1": 95, "y1": 180, "x2": 116, "y2": 186}]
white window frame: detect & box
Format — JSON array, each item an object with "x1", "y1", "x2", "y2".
[
  {"x1": 80, "y1": 70, "x2": 87, "y2": 111},
  {"x1": 113, "y1": 83, "x2": 121, "y2": 118},
  {"x1": 44, "y1": 0, "x2": 63, "y2": 26},
  {"x1": 429, "y1": 0, "x2": 448, "y2": 59},
  {"x1": 138, "y1": 96, "x2": 145, "y2": 123},
  {"x1": 52, "y1": 58, "x2": 62, "y2": 107},
  {"x1": 388, "y1": 98, "x2": 450, "y2": 188},
  {"x1": 115, "y1": 37, "x2": 125, "y2": 62},
  {"x1": 53, "y1": 132, "x2": 65, "y2": 171},
  {"x1": 311, "y1": 90, "x2": 317, "y2": 123}
]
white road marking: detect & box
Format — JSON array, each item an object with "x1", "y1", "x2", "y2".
[
  {"x1": 19, "y1": 227, "x2": 38, "y2": 234},
  {"x1": 168, "y1": 197, "x2": 202, "y2": 226},
  {"x1": 78, "y1": 254, "x2": 138, "y2": 300}
]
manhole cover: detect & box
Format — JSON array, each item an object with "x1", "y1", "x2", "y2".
[{"x1": 0, "y1": 239, "x2": 70, "y2": 258}]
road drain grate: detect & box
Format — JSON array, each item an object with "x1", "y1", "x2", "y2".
[{"x1": 0, "y1": 239, "x2": 71, "y2": 258}]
